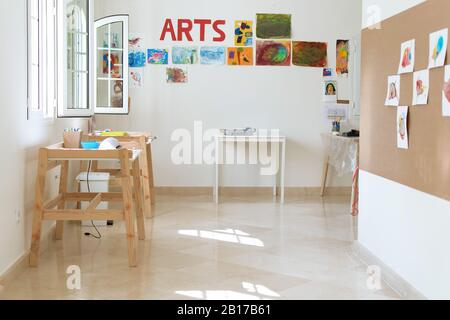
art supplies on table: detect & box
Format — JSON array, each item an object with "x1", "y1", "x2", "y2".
[{"x1": 63, "y1": 128, "x2": 82, "y2": 148}]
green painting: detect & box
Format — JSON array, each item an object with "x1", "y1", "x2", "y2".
[
  {"x1": 256, "y1": 14, "x2": 292, "y2": 39},
  {"x1": 292, "y1": 41, "x2": 328, "y2": 68}
]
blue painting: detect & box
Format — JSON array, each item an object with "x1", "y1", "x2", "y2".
[
  {"x1": 129, "y1": 51, "x2": 146, "y2": 67},
  {"x1": 147, "y1": 49, "x2": 169, "y2": 65},
  {"x1": 200, "y1": 47, "x2": 226, "y2": 65},
  {"x1": 172, "y1": 46, "x2": 198, "y2": 65}
]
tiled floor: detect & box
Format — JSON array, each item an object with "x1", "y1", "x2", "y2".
[{"x1": 0, "y1": 195, "x2": 400, "y2": 300}]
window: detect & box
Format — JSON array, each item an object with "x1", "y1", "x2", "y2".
[{"x1": 27, "y1": 0, "x2": 58, "y2": 119}]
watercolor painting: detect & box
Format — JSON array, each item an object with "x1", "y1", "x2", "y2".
[
  {"x1": 385, "y1": 75, "x2": 401, "y2": 106},
  {"x1": 147, "y1": 49, "x2": 169, "y2": 65},
  {"x1": 256, "y1": 40, "x2": 291, "y2": 66},
  {"x1": 102, "y1": 52, "x2": 121, "y2": 78},
  {"x1": 172, "y1": 47, "x2": 198, "y2": 65},
  {"x1": 323, "y1": 68, "x2": 333, "y2": 77},
  {"x1": 256, "y1": 14, "x2": 291, "y2": 39},
  {"x1": 397, "y1": 106, "x2": 409, "y2": 149},
  {"x1": 442, "y1": 65, "x2": 450, "y2": 116},
  {"x1": 336, "y1": 40, "x2": 349, "y2": 75},
  {"x1": 292, "y1": 41, "x2": 328, "y2": 68},
  {"x1": 428, "y1": 28, "x2": 448, "y2": 69},
  {"x1": 235, "y1": 21, "x2": 253, "y2": 46},
  {"x1": 227, "y1": 47, "x2": 253, "y2": 66},
  {"x1": 129, "y1": 68, "x2": 143, "y2": 88},
  {"x1": 200, "y1": 47, "x2": 226, "y2": 65},
  {"x1": 129, "y1": 33, "x2": 146, "y2": 67},
  {"x1": 398, "y1": 39, "x2": 415, "y2": 74},
  {"x1": 412, "y1": 70, "x2": 429, "y2": 106},
  {"x1": 167, "y1": 67, "x2": 188, "y2": 84},
  {"x1": 323, "y1": 80, "x2": 337, "y2": 103}
]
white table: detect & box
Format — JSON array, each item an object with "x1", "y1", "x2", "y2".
[{"x1": 214, "y1": 134, "x2": 287, "y2": 204}]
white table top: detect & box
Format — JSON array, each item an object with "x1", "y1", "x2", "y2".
[{"x1": 216, "y1": 135, "x2": 286, "y2": 142}]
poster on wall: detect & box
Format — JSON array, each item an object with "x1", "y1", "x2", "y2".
[
  {"x1": 129, "y1": 34, "x2": 146, "y2": 67},
  {"x1": 323, "y1": 68, "x2": 333, "y2": 77},
  {"x1": 412, "y1": 70, "x2": 429, "y2": 106},
  {"x1": 227, "y1": 47, "x2": 253, "y2": 66},
  {"x1": 397, "y1": 106, "x2": 409, "y2": 150},
  {"x1": 256, "y1": 14, "x2": 292, "y2": 39},
  {"x1": 172, "y1": 47, "x2": 198, "y2": 64},
  {"x1": 147, "y1": 49, "x2": 169, "y2": 65},
  {"x1": 323, "y1": 80, "x2": 338, "y2": 103},
  {"x1": 292, "y1": 41, "x2": 328, "y2": 68},
  {"x1": 385, "y1": 75, "x2": 401, "y2": 106},
  {"x1": 235, "y1": 21, "x2": 253, "y2": 46},
  {"x1": 200, "y1": 47, "x2": 226, "y2": 65},
  {"x1": 336, "y1": 40, "x2": 349, "y2": 76},
  {"x1": 428, "y1": 28, "x2": 448, "y2": 69},
  {"x1": 256, "y1": 40, "x2": 291, "y2": 66},
  {"x1": 167, "y1": 67, "x2": 188, "y2": 84},
  {"x1": 129, "y1": 68, "x2": 144, "y2": 88},
  {"x1": 398, "y1": 39, "x2": 415, "y2": 74},
  {"x1": 442, "y1": 65, "x2": 450, "y2": 116}
]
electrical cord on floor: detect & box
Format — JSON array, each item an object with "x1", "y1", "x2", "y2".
[{"x1": 84, "y1": 160, "x2": 102, "y2": 240}]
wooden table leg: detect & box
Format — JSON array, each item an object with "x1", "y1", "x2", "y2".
[
  {"x1": 120, "y1": 151, "x2": 137, "y2": 267},
  {"x1": 132, "y1": 159, "x2": 146, "y2": 240},
  {"x1": 30, "y1": 149, "x2": 48, "y2": 267},
  {"x1": 320, "y1": 157, "x2": 330, "y2": 197},
  {"x1": 55, "y1": 161, "x2": 69, "y2": 240},
  {"x1": 140, "y1": 138, "x2": 153, "y2": 218}
]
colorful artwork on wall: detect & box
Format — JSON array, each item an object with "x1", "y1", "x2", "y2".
[
  {"x1": 256, "y1": 14, "x2": 292, "y2": 39},
  {"x1": 102, "y1": 52, "x2": 122, "y2": 78},
  {"x1": 323, "y1": 80, "x2": 337, "y2": 103},
  {"x1": 397, "y1": 106, "x2": 409, "y2": 149},
  {"x1": 147, "y1": 49, "x2": 169, "y2": 65},
  {"x1": 129, "y1": 34, "x2": 146, "y2": 67},
  {"x1": 336, "y1": 40, "x2": 349, "y2": 75},
  {"x1": 398, "y1": 39, "x2": 415, "y2": 74},
  {"x1": 200, "y1": 47, "x2": 226, "y2": 65},
  {"x1": 234, "y1": 21, "x2": 253, "y2": 46},
  {"x1": 256, "y1": 40, "x2": 291, "y2": 66},
  {"x1": 412, "y1": 70, "x2": 429, "y2": 106},
  {"x1": 323, "y1": 68, "x2": 333, "y2": 77},
  {"x1": 167, "y1": 67, "x2": 188, "y2": 83},
  {"x1": 129, "y1": 68, "x2": 144, "y2": 88},
  {"x1": 172, "y1": 46, "x2": 198, "y2": 64},
  {"x1": 443, "y1": 65, "x2": 450, "y2": 116},
  {"x1": 385, "y1": 75, "x2": 401, "y2": 106},
  {"x1": 292, "y1": 41, "x2": 328, "y2": 68},
  {"x1": 227, "y1": 47, "x2": 254, "y2": 66},
  {"x1": 428, "y1": 28, "x2": 448, "y2": 69}
]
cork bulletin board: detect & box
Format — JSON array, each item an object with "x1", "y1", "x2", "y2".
[{"x1": 360, "y1": 0, "x2": 450, "y2": 201}]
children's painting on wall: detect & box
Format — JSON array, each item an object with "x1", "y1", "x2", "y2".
[
  {"x1": 323, "y1": 68, "x2": 333, "y2": 77},
  {"x1": 397, "y1": 106, "x2": 409, "y2": 149},
  {"x1": 385, "y1": 75, "x2": 401, "y2": 106},
  {"x1": 428, "y1": 28, "x2": 448, "y2": 69},
  {"x1": 442, "y1": 65, "x2": 450, "y2": 116},
  {"x1": 412, "y1": 70, "x2": 429, "y2": 106},
  {"x1": 172, "y1": 47, "x2": 198, "y2": 65},
  {"x1": 147, "y1": 49, "x2": 169, "y2": 65},
  {"x1": 167, "y1": 67, "x2": 188, "y2": 84},
  {"x1": 323, "y1": 80, "x2": 337, "y2": 103},
  {"x1": 256, "y1": 41, "x2": 291, "y2": 66},
  {"x1": 256, "y1": 14, "x2": 292, "y2": 39},
  {"x1": 129, "y1": 34, "x2": 146, "y2": 67},
  {"x1": 336, "y1": 40, "x2": 349, "y2": 76},
  {"x1": 227, "y1": 47, "x2": 253, "y2": 66},
  {"x1": 200, "y1": 47, "x2": 226, "y2": 65},
  {"x1": 102, "y1": 52, "x2": 121, "y2": 78},
  {"x1": 398, "y1": 39, "x2": 415, "y2": 74},
  {"x1": 292, "y1": 41, "x2": 328, "y2": 68},
  {"x1": 129, "y1": 68, "x2": 144, "y2": 88},
  {"x1": 235, "y1": 21, "x2": 253, "y2": 46}
]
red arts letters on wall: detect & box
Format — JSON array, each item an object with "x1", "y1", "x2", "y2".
[{"x1": 160, "y1": 19, "x2": 226, "y2": 42}]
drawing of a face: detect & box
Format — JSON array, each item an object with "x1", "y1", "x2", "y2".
[
  {"x1": 389, "y1": 82, "x2": 398, "y2": 100},
  {"x1": 416, "y1": 79, "x2": 425, "y2": 96},
  {"x1": 398, "y1": 115, "x2": 406, "y2": 140},
  {"x1": 326, "y1": 83, "x2": 336, "y2": 95}
]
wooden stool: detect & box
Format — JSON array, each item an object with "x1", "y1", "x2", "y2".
[{"x1": 29, "y1": 143, "x2": 145, "y2": 268}]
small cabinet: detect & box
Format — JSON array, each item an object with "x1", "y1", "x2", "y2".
[{"x1": 94, "y1": 15, "x2": 129, "y2": 115}]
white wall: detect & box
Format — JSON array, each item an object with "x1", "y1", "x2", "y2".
[
  {"x1": 0, "y1": 0, "x2": 87, "y2": 277},
  {"x1": 94, "y1": 0, "x2": 362, "y2": 188},
  {"x1": 362, "y1": 0, "x2": 426, "y2": 29},
  {"x1": 359, "y1": 0, "x2": 450, "y2": 299}
]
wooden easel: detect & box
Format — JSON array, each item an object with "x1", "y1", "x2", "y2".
[{"x1": 30, "y1": 143, "x2": 145, "y2": 267}]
